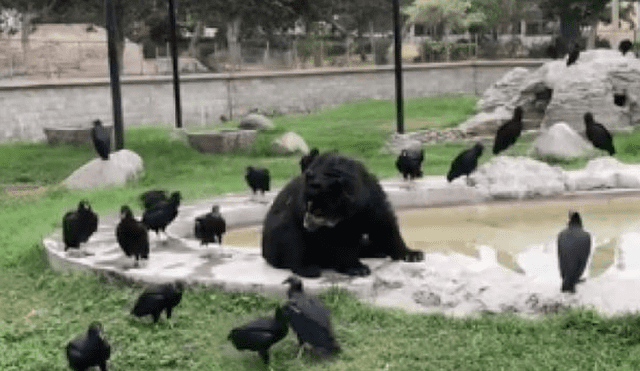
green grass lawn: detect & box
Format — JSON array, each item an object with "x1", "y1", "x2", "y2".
[{"x1": 3, "y1": 95, "x2": 640, "y2": 370}]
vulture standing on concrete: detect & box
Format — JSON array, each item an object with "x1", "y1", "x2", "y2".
[
  {"x1": 619, "y1": 39, "x2": 633, "y2": 56},
  {"x1": 139, "y1": 189, "x2": 169, "y2": 210},
  {"x1": 228, "y1": 306, "x2": 289, "y2": 367},
  {"x1": 557, "y1": 211, "x2": 591, "y2": 293},
  {"x1": 91, "y1": 119, "x2": 110, "y2": 160},
  {"x1": 245, "y1": 166, "x2": 270, "y2": 197},
  {"x1": 566, "y1": 42, "x2": 580, "y2": 67},
  {"x1": 142, "y1": 191, "x2": 181, "y2": 240},
  {"x1": 300, "y1": 148, "x2": 319, "y2": 173},
  {"x1": 194, "y1": 205, "x2": 226, "y2": 246},
  {"x1": 62, "y1": 200, "x2": 99, "y2": 251},
  {"x1": 395, "y1": 148, "x2": 424, "y2": 184},
  {"x1": 131, "y1": 281, "x2": 185, "y2": 323},
  {"x1": 492, "y1": 106, "x2": 523, "y2": 155},
  {"x1": 282, "y1": 276, "x2": 340, "y2": 357},
  {"x1": 447, "y1": 142, "x2": 484, "y2": 184},
  {"x1": 584, "y1": 112, "x2": 615, "y2": 155},
  {"x1": 116, "y1": 205, "x2": 149, "y2": 267},
  {"x1": 66, "y1": 322, "x2": 111, "y2": 371}
]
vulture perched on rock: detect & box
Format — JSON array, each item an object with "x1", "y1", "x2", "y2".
[
  {"x1": 91, "y1": 119, "x2": 110, "y2": 160},
  {"x1": 492, "y1": 106, "x2": 523, "y2": 155},
  {"x1": 447, "y1": 142, "x2": 484, "y2": 184},
  {"x1": 584, "y1": 112, "x2": 615, "y2": 155}
]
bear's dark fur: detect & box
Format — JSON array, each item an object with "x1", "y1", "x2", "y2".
[{"x1": 262, "y1": 153, "x2": 424, "y2": 278}]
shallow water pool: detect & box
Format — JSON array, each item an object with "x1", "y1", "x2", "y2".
[{"x1": 223, "y1": 195, "x2": 640, "y2": 277}]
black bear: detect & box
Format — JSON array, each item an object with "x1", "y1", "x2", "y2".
[{"x1": 262, "y1": 153, "x2": 424, "y2": 278}]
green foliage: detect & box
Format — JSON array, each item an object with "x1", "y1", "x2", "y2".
[{"x1": 373, "y1": 38, "x2": 392, "y2": 65}]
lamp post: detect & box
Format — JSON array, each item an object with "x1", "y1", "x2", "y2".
[
  {"x1": 168, "y1": 0, "x2": 183, "y2": 129},
  {"x1": 105, "y1": 0, "x2": 124, "y2": 150},
  {"x1": 393, "y1": 0, "x2": 404, "y2": 134}
]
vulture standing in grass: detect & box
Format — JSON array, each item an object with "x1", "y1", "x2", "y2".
[
  {"x1": 584, "y1": 112, "x2": 615, "y2": 155},
  {"x1": 566, "y1": 42, "x2": 580, "y2": 67},
  {"x1": 131, "y1": 281, "x2": 184, "y2": 323},
  {"x1": 619, "y1": 39, "x2": 633, "y2": 56},
  {"x1": 142, "y1": 191, "x2": 181, "y2": 240},
  {"x1": 194, "y1": 205, "x2": 226, "y2": 246},
  {"x1": 492, "y1": 106, "x2": 523, "y2": 155},
  {"x1": 228, "y1": 306, "x2": 289, "y2": 367},
  {"x1": 282, "y1": 276, "x2": 340, "y2": 357},
  {"x1": 395, "y1": 148, "x2": 424, "y2": 185},
  {"x1": 139, "y1": 189, "x2": 169, "y2": 210},
  {"x1": 116, "y1": 205, "x2": 149, "y2": 267},
  {"x1": 557, "y1": 211, "x2": 591, "y2": 293},
  {"x1": 447, "y1": 142, "x2": 484, "y2": 184},
  {"x1": 300, "y1": 148, "x2": 319, "y2": 173},
  {"x1": 245, "y1": 166, "x2": 270, "y2": 198},
  {"x1": 91, "y1": 119, "x2": 110, "y2": 160},
  {"x1": 62, "y1": 200, "x2": 98, "y2": 251},
  {"x1": 66, "y1": 322, "x2": 111, "y2": 371}
]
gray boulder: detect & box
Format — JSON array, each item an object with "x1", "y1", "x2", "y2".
[
  {"x1": 565, "y1": 157, "x2": 640, "y2": 191},
  {"x1": 238, "y1": 113, "x2": 274, "y2": 131},
  {"x1": 477, "y1": 67, "x2": 532, "y2": 112},
  {"x1": 470, "y1": 156, "x2": 566, "y2": 199},
  {"x1": 62, "y1": 149, "x2": 143, "y2": 190},
  {"x1": 531, "y1": 122, "x2": 596, "y2": 160},
  {"x1": 270, "y1": 131, "x2": 309, "y2": 155},
  {"x1": 384, "y1": 133, "x2": 423, "y2": 155},
  {"x1": 458, "y1": 106, "x2": 513, "y2": 136}
]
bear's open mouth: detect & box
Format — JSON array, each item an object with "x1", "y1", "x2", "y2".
[{"x1": 303, "y1": 212, "x2": 341, "y2": 231}]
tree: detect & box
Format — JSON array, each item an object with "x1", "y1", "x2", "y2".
[
  {"x1": 537, "y1": 0, "x2": 609, "y2": 46},
  {"x1": 403, "y1": 0, "x2": 484, "y2": 40}
]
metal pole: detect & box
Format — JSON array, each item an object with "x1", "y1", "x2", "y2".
[
  {"x1": 392, "y1": 0, "x2": 404, "y2": 134},
  {"x1": 168, "y1": 0, "x2": 182, "y2": 129},
  {"x1": 105, "y1": 0, "x2": 124, "y2": 150}
]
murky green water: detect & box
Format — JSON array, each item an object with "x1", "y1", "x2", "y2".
[{"x1": 224, "y1": 195, "x2": 640, "y2": 276}]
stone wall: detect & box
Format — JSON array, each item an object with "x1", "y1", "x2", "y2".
[{"x1": 0, "y1": 60, "x2": 543, "y2": 142}]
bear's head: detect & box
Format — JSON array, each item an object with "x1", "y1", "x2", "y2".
[{"x1": 302, "y1": 154, "x2": 360, "y2": 232}]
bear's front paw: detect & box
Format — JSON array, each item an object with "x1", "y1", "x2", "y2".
[
  {"x1": 294, "y1": 265, "x2": 322, "y2": 278},
  {"x1": 403, "y1": 249, "x2": 424, "y2": 262}
]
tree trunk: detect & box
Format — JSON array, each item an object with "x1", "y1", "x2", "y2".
[
  {"x1": 559, "y1": 10, "x2": 581, "y2": 47},
  {"x1": 226, "y1": 17, "x2": 242, "y2": 70},
  {"x1": 188, "y1": 21, "x2": 202, "y2": 58},
  {"x1": 21, "y1": 12, "x2": 35, "y2": 69},
  {"x1": 587, "y1": 18, "x2": 597, "y2": 49}
]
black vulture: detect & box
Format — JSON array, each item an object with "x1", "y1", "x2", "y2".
[
  {"x1": 395, "y1": 148, "x2": 424, "y2": 183},
  {"x1": 447, "y1": 142, "x2": 484, "y2": 184},
  {"x1": 619, "y1": 39, "x2": 633, "y2": 56},
  {"x1": 492, "y1": 106, "x2": 523, "y2": 155},
  {"x1": 66, "y1": 322, "x2": 111, "y2": 371},
  {"x1": 566, "y1": 42, "x2": 580, "y2": 67},
  {"x1": 142, "y1": 191, "x2": 181, "y2": 240},
  {"x1": 91, "y1": 119, "x2": 110, "y2": 160},
  {"x1": 62, "y1": 200, "x2": 98, "y2": 251},
  {"x1": 194, "y1": 205, "x2": 226, "y2": 246},
  {"x1": 116, "y1": 205, "x2": 149, "y2": 267},
  {"x1": 245, "y1": 166, "x2": 270, "y2": 197},
  {"x1": 300, "y1": 148, "x2": 319, "y2": 173},
  {"x1": 131, "y1": 281, "x2": 184, "y2": 323},
  {"x1": 282, "y1": 276, "x2": 340, "y2": 357},
  {"x1": 557, "y1": 211, "x2": 591, "y2": 293},
  {"x1": 584, "y1": 112, "x2": 615, "y2": 155},
  {"x1": 139, "y1": 189, "x2": 168, "y2": 210},
  {"x1": 228, "y1": 306, "x2": 289, "y2": 366}
]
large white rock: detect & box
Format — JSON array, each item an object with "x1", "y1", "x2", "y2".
[
  {"x1": 470, "y1": 156, "x2": 566, "y2": 199},
  {"x1": 531, "y1": 122, "x2": 596, "y2": 160},
  {"x1": 62, "y1": 149, "x2": 143, "y2": 190},
  {"x1": 462, "y1": 49, "x2": 640, "y2": 135},
  {"x1": 458, "y1": 106, "x2": 513, "y2": 136},
  {"x1": 270, "y1": 131, "x2": 309, "y2": 155},
  {"x1": 477, "y1": 67, "x2": 532, "y2": 112},
  {"x1": 564, "y1": 157, "x2": 640, "y2": 191}
]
